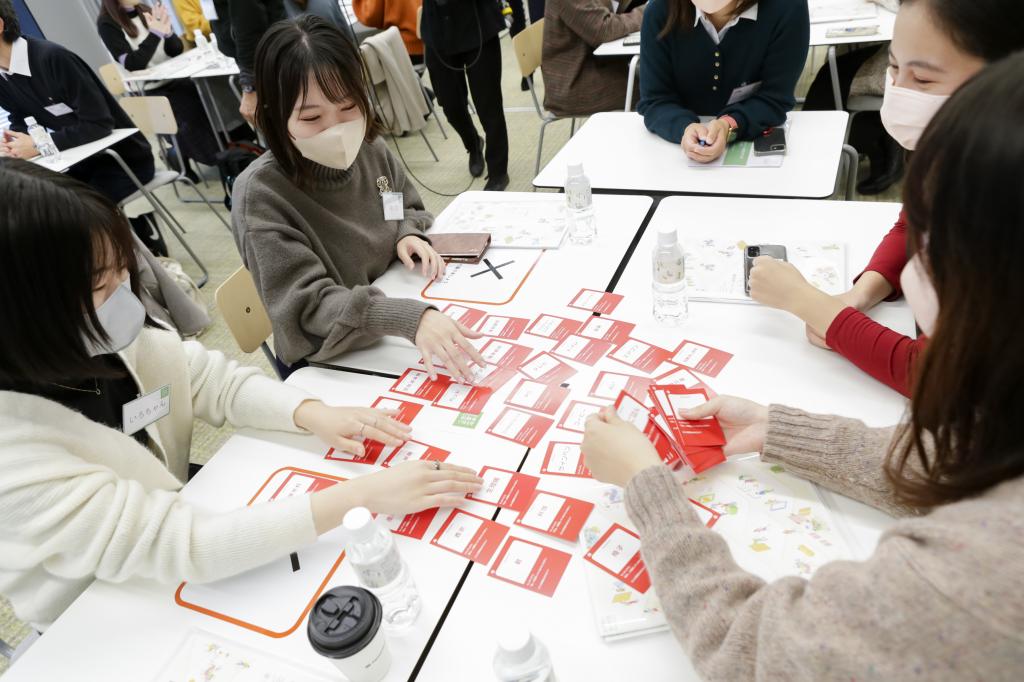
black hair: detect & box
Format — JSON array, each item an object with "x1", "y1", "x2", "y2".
[
  {"x1": 903, "y1": 0, "x2": 1024, "y2": 62},
  {"x1": 0, "y1": 159, "x2": 139, "y2": 387},
  {"x1": 0, "y1": 0, "x2": 20, "y2": 42}
]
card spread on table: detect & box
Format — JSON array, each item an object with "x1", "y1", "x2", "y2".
[
  {"x1": 654, "y1": 365, "x2": 711, "y2": 392},
  {"x1": 526, "y1": 313, "x2": 583, "y2": 341},
  {"x1": 370, "y1": 396, "x2": 424, "y2": 424},
  {"x1": 325, "y1": 445, "x2": 378, "y2": 465},
  {"x1": 390, "y1": 369, "x2": 451, "y2": 401},
  {"x1": 671, "y1": 340, "x2": 733, "y2": 377},
  {"x1": 466, "y1": 466, "x2": 541, "y2": 511},
  {"x1": 589, "y1": 371, "x2": 653, "y2": 402},
  {"x1": 504, "y1": 379, "x2": 570, "y2": 416},
  {"x1": 515, "y1": 490, "x2": 595, "y2": 542},
  {"x1": 518, "y1": 351, "x2": 577, "y2": 385},
  {"x1": 541, "y1": 441, "x2": 591, "y2": 477},
  {"x1": 476, "y1": 314, "x2": 530, "y2": 340},
  {"x1": 430, "y1": 509, "x2": 509, "y2": 564},
  {"x1": 467, "y1": 363, "x2": 518, "y2": 391},
  {"x1": 551, "y1": 334, "x2": 615, "y2": 366},
  {"x1": 431, "y1": 381, "x2": 493, "y2": 414},
  {"x1": 441, "y1": 303, "x2": 486, "y2": 329},
  {"x1": 613, "y1": 391, "x2": 682, "y2": 467},
  {"x1": 478, "y1": 339, "x2": 533, "y2": 368},
  {"x1": 381, "y1": 507, "x2": 439, "y2": 540},
  {"x1": 577, "y1": 316, "x2": 635, "y2": 346},
  {"x1": 558, "y1": 400, "x2": 604, "y2": 433},
  {"x1": 584, "y1": 523, "x2": 651, "y2": 593},
  {"x1": 380, "y1": 440, "x2": 450, "y2": 467},
  {"x1": 485, "y1": 407, "x2": 554, "y2": 448},
  {"x1": 609, "y1": 338, "x2": 673, "y2": 374},
  {"x1": 569, "y1": 288, "x2": 623, "y2": 315},
  {"x1": 488, "y1": 537, "x2": 572, "y2": 597}
]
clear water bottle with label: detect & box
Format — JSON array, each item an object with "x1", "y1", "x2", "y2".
[
  {"x1": 652, "y1": 225, "x2": 688, "y2": 325},
  {"x1": 565, "y1": 163, "x2": 596, "y2": 246},
  {"x1": 343, "y1": 507, "x2": 422, "y2": 632},
  {"x1": 493, "y1": 626, "x2": 557, "y2": 682},
  {"x1": 24, "y1": 117, "x2": 59, "y2": 160}
]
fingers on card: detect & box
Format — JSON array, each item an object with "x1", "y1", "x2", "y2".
[
  {"x1": 569, "y1": 288, "x2": 623, "y2": 315},
  {"x1": 671, "y1": 340, "x2": 733, "y2": 377},
  {"x1": 487, "y1": 537, "x2": 572, "y2": 597},
  {"x1": 430, "y1": 509, "x2": 509, "y2": 564},
  {"x1": 504, "y1": 379, "x2": 570, "y2": 416},
  {"x1": 584, "y1": 524, "x2": 651, "y2": 593},
  {"x1": 370, "y1": 396, "x2": 424, "y2": 424},
  {"x1": 441, "y1": 304, "x2": 486, "y2": 328},
  {"x1": 526, "y1": 313, "x2": 583, "y2": 341},
  {"x1": 557, "y1": 400, "x2": 604, "y2": 434},
  {"x1": 391, "y1": 368, "x2": 451, "y2": 401},
  {"x1": 325, "y1": 445, "x2": 378, "y2": 465},
  {"x1": 476, "y1": 314, "x2": 530, "y2": 340},
  {"x1": 551, "y1": 334, "x2": 615, "y2": 366},
  {"x1": 515, "y1": 490, "x2": 594, "y2": 542},
  {"x1": 486, "y1": 407, "x2": 554, "y2": 448},
  {"x1": 518, "y1": 351, "x2": 577, "y2": 385},
  {"x1": 540, "y1": 441, "x2": 592, "y2": 478},
  {"x1": 466, "y1": 466, "x2": 541, "y2": 512}
]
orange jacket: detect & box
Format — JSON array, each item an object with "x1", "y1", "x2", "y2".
[{"x1": 353, "y1": 0, "x2": 424, "y2": 56}]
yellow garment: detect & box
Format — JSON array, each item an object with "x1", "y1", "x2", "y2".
[{"x1": 172, "y1": 0, "x2": 212, "y2": 47}]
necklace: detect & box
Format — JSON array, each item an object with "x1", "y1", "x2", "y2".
[{"x1": 51, "y1": 379, "x2": 102, "y2": 396}]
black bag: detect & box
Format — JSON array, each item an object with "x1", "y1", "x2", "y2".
[{"x1": 215, "y1": 142, "x2": 265, "y2": 210}]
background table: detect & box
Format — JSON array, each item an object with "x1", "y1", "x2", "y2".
[
  {"x1": 592, "y1": 33, "x2": 640, "y2": 111},
  {"x1": 810, "y1": 6, "x2": 897, "y2": 109},
  {"x1": 29, "y1": 128, "x2": 139, "y2": 174}
]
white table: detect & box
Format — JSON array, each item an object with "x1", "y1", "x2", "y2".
[
  {"x1": 534, "y1": 111, "x2": 850, "y2": 199},
  {"x1": 29, "y1": 127, "x2": 139, "y2": 174}
]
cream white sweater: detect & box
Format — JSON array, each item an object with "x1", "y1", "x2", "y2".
[{"x1": 0, "y1": 328, "x2": 319, "y2": 628}]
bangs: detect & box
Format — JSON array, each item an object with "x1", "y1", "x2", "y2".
[{"x1": 300, "y1": 58, "x2": 359, "y2": 108}]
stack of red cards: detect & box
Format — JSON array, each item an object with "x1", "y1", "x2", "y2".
[
  {"x1": 612, "y1": 391, "x2": 683, "y2": 468},
  {"x1": 648, "y1": 385, "x2": 726, "y2": 473}
]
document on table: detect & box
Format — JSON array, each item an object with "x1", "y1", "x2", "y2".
[
  {"x1": 155, "y1": 628, "x2": 333, "y2": 681},
  {"x1": 431, "y1": 196, "x2": 569, "y2": 248},
  {"x1": 809, "y1": 0, "x2": 878, "y2": 24},
  {"x1": 687, "y1": 120, "x2": 789, "y2": 168}
]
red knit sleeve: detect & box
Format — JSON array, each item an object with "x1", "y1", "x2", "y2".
[
  {"x1": 854, "y1": 210, "x2": 908, "y2": 301},
  {"x1": 825, "y1": 307, "x2": 926, "y2": 398}
]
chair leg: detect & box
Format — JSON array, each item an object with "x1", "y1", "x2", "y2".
[
  {"x1": 176, "y1": 177, "x2": 232, "y2": 231},
  {"x1": 842, "y1": 144, "x2": 859, "y2": 201},
  {"x1": 570, "y1": 118, "x2": 577, "y2": 137},
  {"x1": 535, "y1": 118, "x2": 552, "y2": 180},
  {"x1": 419, "y1": 130, "x2": 440, "y2": 162},
  {"x1": 261, "y1": 342, "x2": 283, "y2": 380}
]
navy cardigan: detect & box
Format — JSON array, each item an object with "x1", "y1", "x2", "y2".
[{"x1": 637, "y1": 0, "x2": 809, "y2": 142}]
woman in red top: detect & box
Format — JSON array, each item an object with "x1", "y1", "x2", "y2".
[{"x1": 747, "y1": 0, "x2": 1024, "y2": 397}]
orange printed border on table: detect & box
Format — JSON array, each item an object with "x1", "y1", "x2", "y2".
[{"x1": 420, "y1": 250, "x2": 545, "y2": 306}]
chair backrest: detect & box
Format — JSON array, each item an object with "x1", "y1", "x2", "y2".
[
  {"x1": 98, "y1": 63, "x2": 126, "y2": 97},
  {"x1": 215, "y1": 267, "x2": 272, "y2": 353},
  {"x1": 119, "y1": 96, "x2": 179, "y2": 136},
  {"x1": 512, "y1": 18, "x2": 545, "y2": 80}
]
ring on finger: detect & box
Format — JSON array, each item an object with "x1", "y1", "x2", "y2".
[{"x1": 433, "y1": 461, "x2": 441, "y2": 471}]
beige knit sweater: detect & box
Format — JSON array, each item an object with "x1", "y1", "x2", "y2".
[{"x1": 626, "y1": 405, "x2": 1024, "y2": 681}]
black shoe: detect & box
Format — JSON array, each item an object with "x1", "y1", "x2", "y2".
[
  {"x1": 857, "y1": 140, "x2": 905, "y2": 195},
  {"x1": 520, "y1": 77, "x2": 530, "y2": 92},
  {"x1": 468, "y1": 136, "x2": 485, "y2": 178},
  {"x1": 483, "y1": 173, "x2": 509, "y2": 192}
]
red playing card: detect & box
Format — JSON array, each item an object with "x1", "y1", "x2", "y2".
[
  {"x1": 486, "y1": 408, "x2": 555, "y2": 448},
  {"x1": 478, "y1": 339, "x2": 534, "y2": 368},
  {"x1": 550, "y1": 334, "x2": 615, "y2": 366},
  {"x1": 671, "y1": 340, "x2": 733, "y2": 377},
  {"x1": 649, "y1": 386, "x2": 727, "y2": 447},
  {"x1": 380, "y1": 440, "x2": 450, "y2": 467},
  {"x1": 515, "y1": 491, "x2": 595, "y2": 542},
  {"x1": 525, "y1": 313, "x2": 583, "y2": 341},
  {"x1": 391, "y1": 368, "x2": 451, "y2": 401},
  {"x1": 682, "y1": 445, "x2": 727, "y2": 474},
  {"x1": 589, "y1": 371, "x2": 653, "y2": 402},
  {"x1": 608, "y1": 338, "x2": 673, "y2": 374},
  {"x1": 325, "y1": 446, "x2": 378, "y2": 465},
  {"x1": 540, "y1": 441, "x2": 592, "y2": 478},
  {"x1": 613, "y1": 391, "x2": 682, "y2": 468},
  {"x1": 466, "y1": 364, "x2": 518, "y2": 391},
  {"x1": 569, "y1": 288, "x2": 623, "y2": 315},
  {"x1": 380, "y1": 508, "x2": 439, "y2": 540},
  {"x1": 430, "y1": 509, "x2": 510, "y2": 564},
  {"x1": 466, "y1": 466, "x2": 541, "y2": 512},
  {"x1": 557, "y1": 400, "x2": 604, "y2": 434},
  {"x1": 518, "y1": 351, "x2": 577, "y2": 385},
  {"x1": 577, "y1": 316, "x2": 635, "y2": 346},
  {"x1": 653, "y1": 366, "x2": 713, "y2": 394},
  {"x1": 370, "y1": 396, "x2": 424, "y2": 424},
  {"x1": 441, "y1": 303, "x2": 486, "y2": 329},
  {"x1": 488, "y1": 537, "x2": 572, "y2": 597},
  {"x1": 584, "y1": 524, "x2": 651, "y2": 593},
  {"x1": 476, "y1": 314, "x2": 530, "y2": 340},
  {"x1": 504, "y1": 379, "x2": 570, "y2": 416},
  {"x1": 431, "y1": 381, "x2": 493, "y2": 414}
]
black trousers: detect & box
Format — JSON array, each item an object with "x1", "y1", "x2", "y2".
[
  {"x1": 509, "y1": 0, "x2": 546, "y2": 37},
  {"x1": 426, "y1": 36, "x2": 509, "y2": 178},
  {"x1": 151, "y1": 79, "x2": 221, "y2": 167}
]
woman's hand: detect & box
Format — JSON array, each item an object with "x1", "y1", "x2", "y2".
[
  {"x1": 582, "y1": 407, "x2": 663, "y2": 488},
  {"x1": 747, "y1": 255, "x2": 816, "y2": 312},
  {"x1": 294, "y1": 401, "x2": 411, "y2": 456},
  {"x1": 145, "y1": 5, "x2": 173, "y2": 35},
  {"x1": 682, "y1": 119, "x2": 729, "y2": 163},
  {"x1": 415, "y1": 309, "x2": 486, "y2": 383},
  {"x1": 349, "y1": 461, "x2": 484, "y2": 515},
  {"x1": 679, "y1": 395, "x2": 769, "y2": 456},
  {"x1": 397, "y1": 236, "x2": 446, "y2": 281},
  {"x1": 0, "y1": 130, "x2": 38, "y2": 159}
]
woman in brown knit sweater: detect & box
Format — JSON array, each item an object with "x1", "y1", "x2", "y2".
[{"x1": 581, "y1": 53, "x2": 1024, "y2": 681}]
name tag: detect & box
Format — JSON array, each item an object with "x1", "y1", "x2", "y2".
[
  {"x1": 727, "y1": 81, "x2": 761, "y2": 105},
  {"x1": 122, "y1": 384, "x2": 171, "y2": 436},
  {"x1": 382, "y1": 192, "x2": 404, "y2": 221},
  {"x1": 44, "y1": 102, "x2": 74, "y2": 117}
]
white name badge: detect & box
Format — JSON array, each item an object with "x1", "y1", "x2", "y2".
[
  {"x1": 727, "y1": 81, "x2": 761, "y2": 105},
  {"x1": 122, "y1": 384, "x2": 171, "y2": 436},
  {"x1": 44, "y1": 102, "x2": 74, "y2": 117},
  {"x1": 382, "y1": 192, "x2": 404, "y2": 221}
]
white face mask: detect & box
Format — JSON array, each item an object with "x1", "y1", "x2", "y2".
[
  {"x1": 899, "y1": 254, "x2": 939, "y2": 336},
  {"x1": 291, "y1": 116, "x2": 365, "y2": 170},
  {"x1": 880, "y1": 71, "x2": 950, "y2": 151},
  {"x1": 83, "y1": 279, "x2": 146, "y2": 356},
  {"x1": 693, "y1": 0, "x2": 733, "y2": 14}
]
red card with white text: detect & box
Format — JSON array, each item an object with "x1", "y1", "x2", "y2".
[
  {"x1": 431, "y1": 382, "x2": 493, "y2": 414},
  {"x1": 584, "y1": 524, "x2": 650, "y2": 593},
  {"x1": 609, "y1": 338, "x2": 673, "y2": 374},
  {"x1": 653, "y1": 366, "x2": 713, "y2": 394},
  {"x1": 551, "y1": 334, "x2": 615, "y2": 366},
  {"x1": 577, "y1": 316, "x2": 635, "y2": 346},
  {"x1": 466, "y1": 466, "x2": 541, "y2": 511},
  {"x1": 485, "y1": 408, "x2": 554, "y2": 448},
  {"x1": 488, "y1": 537, "x2": 571, "y2": 597},
  {"x1": 526, "y1": 313, "x2": 583, "y2": 341},
  {"x1": 518, "y1": 351, "x2": 577, "y2": 385},
  {"x1": 504, "y1": 379, "x2": 569, "y2": 416},
  {"x1": 325, "y1": 446, "x2": 378, "y2": 465},
  {"x1": 515, "y1": 491, "x2": 594, "y2": 542},
  {"x1": 430, "y1": 509, "x2": 509, "y2": 564},
  {"x1": 390, "y1": 369, "x2": 451, "y2": 401},
  {"x1": 380, "y1": 440, "x2": 450, "y2": 467},
  {"x1": 442, "y1": 303, "x2": 486, "y2": 328},
  {"x1": 476, "y1": 314, "x2": 530, "y2": 340},
  {"x1": 478, "y1": 339, "x2": 533, "y2": 368},
  {"x1": 671, "y1": 340, "x2": 733, "y2": 377},
  {"x1": 649, "y1": 386, "x2": 726, "y2": 447},
  {"x1": 466, "y1": 364, "x2": 518, "y2": 391},
  {"x1": 569, "y1": 288, "x2": 623, "y2": 315},
  {"x1": 557, "y1": 400, "x2": 604, "y2": 434},
  {"x1": 370, "y1": 396, "x2": 424, "y2": 424},
  {"x1": 613, "y1": 391, "x2": 682, "y2": 467},
  {"x1": 381, "y1": 508, "x2": 439, "y2": 540},
  {"x1": 541, "y1": 441, "x2": 592, "y2": 478},
  {"x1": 589, "y1": 371, "x2": 652, "y2": 402}
]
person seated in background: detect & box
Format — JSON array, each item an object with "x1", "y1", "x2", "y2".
[
  {"x1": 638, "y1": 0, "x2": 808, "y2": 163},
  {"x1": 582, "y1": 52, "x2": 1024, "y2": 680},
  {"x1": 231, "y1": 16, "x2": 485, "y2": 380},
  {"x1": 171, "y1": 0, "x2": 212, "y2": 48},
  {"x1": 542, "y1": 0, "x2": 646, "y2": 117},
  {"x1": 748, "y1": 0, "x2": 1024, "y2": 397},
  {"x1": 353, "y1": 0, "x2": 424, "y2": 64}
]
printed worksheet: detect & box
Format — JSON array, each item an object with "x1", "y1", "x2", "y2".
[
  {"x1": 809, "y1": 0, "x2": 878, "y2": 23},
  {"x1": 432, "y1": 197, "x2": 569, "y2": 248}
]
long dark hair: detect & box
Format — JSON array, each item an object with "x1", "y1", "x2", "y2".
[
  {"x1": 903, "y1": 0, "x2": 1024, "y2": 62},
  {"x1": 658, "y1": 0, "x2": 758, "y2": 39},
  {"x1": 253, "y1": 15, "x2": 381, "y2": 188},
  {"x1": 0, "y1": 159, "x2": 139, "y2": 386},
  {"x1": 100, "y1": 0, "x2": 152, "y2": 40},
  {"x1": 887, "y1": 52, "x2": 1024, "y2": 508}
]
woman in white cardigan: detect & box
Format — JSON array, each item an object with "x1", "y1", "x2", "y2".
[{"x1": 0, "y1": 158, "x2": 482, "y2": 629}]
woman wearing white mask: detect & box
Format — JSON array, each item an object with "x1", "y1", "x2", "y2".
[
  {"x1": 231, "y1": 16, "x2": 486, "y2": 382},
  {"x1": 0, "y1": 158, "x2": 483, "y2": 629},
  {"x1": 580, "y1": 52, "x2": 1024, "y2": 679},
  {"x1": 748, "y1": 0, "x2": 1024, "y2": 396}
]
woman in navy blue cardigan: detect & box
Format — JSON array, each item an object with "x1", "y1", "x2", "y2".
[{"x1": 638, "y1": 0, "x2": 809, "y2": 163}]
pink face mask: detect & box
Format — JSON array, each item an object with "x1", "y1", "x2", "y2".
[
  {"x1": 693, "y1": 0, "x2": 734, "y2": 14},
  {"x1": 880, "y1": 70, "x2": 950, "y2": 151},
  {"x1": 899, "y1": 254, "x2": 939, "y2": 336}
]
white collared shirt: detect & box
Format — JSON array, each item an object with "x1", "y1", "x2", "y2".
[
  {"x1": 695, "y1": 4, "x2": 759, "y2": 45},
  {"x1": 0, "y1": 37, "x2": 32, "y2": 79}
]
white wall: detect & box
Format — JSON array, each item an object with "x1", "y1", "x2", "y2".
[{"x1": 25, "y1": 0, "x2": 113, "y2": 72}]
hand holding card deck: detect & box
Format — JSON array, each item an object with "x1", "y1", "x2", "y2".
[
  {"x1": 612, "y1": 391, "x2": 682, "y2": 467},
  {"x1": 648, "y1": 385, "x2": 726, "y2": 473}
]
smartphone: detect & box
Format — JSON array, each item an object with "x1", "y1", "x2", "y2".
[
  {"x1": 753, "y1": 127, "x2": 786, "y2": 156},
  {"x1": 743, "y1": 244, "x2": 788, "y2": 295}
]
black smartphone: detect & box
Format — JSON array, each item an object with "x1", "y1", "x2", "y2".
[
  {"x1": 753, "y1": 127, "x2": 786, "y2": 156},
  {"x1": 743, "y1": 244, "x2": 788, "y2": 295}
]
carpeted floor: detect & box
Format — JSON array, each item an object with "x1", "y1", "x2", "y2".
[{"x1": 0, "y1": 36, "x2": 899, "y2": 673}]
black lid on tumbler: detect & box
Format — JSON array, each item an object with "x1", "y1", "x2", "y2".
[{"x1": 307, "y1": 586, "x2": 383, "y2": 659}]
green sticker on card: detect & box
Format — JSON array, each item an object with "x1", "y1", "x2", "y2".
[{"x1": 454, "y1": 412, "x2": 481, "y2": 429}]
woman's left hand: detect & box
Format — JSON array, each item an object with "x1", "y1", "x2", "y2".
[
  {"x1": 293, "y1": 401, "x2": 412, "y2": 456},
  {"x1": 582, "y1": 407, "x2": 663, "y2": 488},
  {"x1": 397, "y1": 236, "x2": 446, "y2": 281}
]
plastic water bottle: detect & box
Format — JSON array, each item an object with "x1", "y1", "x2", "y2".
[
  {"x1": 493, "y1": 626, "x2": 556, "y2": 682},
  {"x1": 208, "y1": 33, "x2": 228, "y2": 67},
  {"x1": 343, "y1": 507, "x2": 422, "y2": 632},
  {"x1": 652, "y1": 225, "x2": 688, "y2": 325},
  {"x1": 193, "y1": 28, "x2": 210, "y2": 52},
  {"x1": 24, "y1": 117, "x2": 59, "y2": 160},
  {"x1": 565, "y1": 163, "x2": 596, "y2": 246}
]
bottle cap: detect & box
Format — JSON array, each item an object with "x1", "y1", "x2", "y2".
[
  {"x1": 307, "y1": 586, "x2": 382, "y2": 659},
  {"x1": 496, "y1": 626, "x2": 536, "y2": 665},
  {"x1": 342, "y1": 506, "x2": 378, "y2": 544},
  {"x1": 24, "y1": 116, "x2": 36, "y2": 126},
  {"x1": 566, "y1": 162, "x2": 584, "y2": 178},
  {"x1": 657, "y1": 225, "x2": 678, "y2": 247}
]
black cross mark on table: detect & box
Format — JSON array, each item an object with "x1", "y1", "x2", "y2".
[{"x1": 471, "y1": 258, "x2": 515, "y2": 280}]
